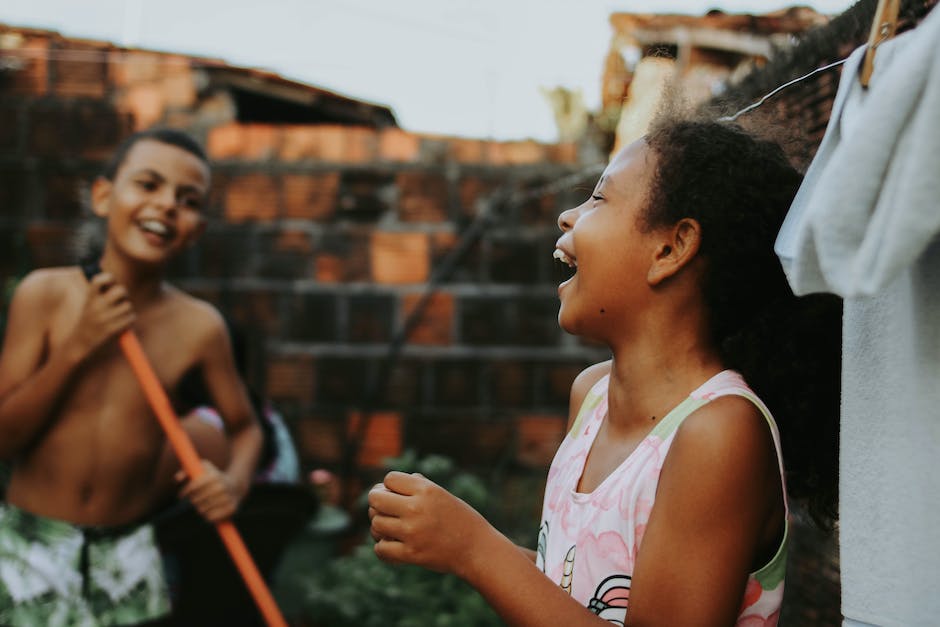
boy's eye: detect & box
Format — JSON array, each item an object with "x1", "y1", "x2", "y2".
[
  {"x1": 181, "y1": 196, "x2": 203, "y2": 210},
  {"x1": 137, "y1": 180, "x2": 158, "y2": 191},
  {"x1": 591, "y1": 194, "x2": 604, "y2": 202}
]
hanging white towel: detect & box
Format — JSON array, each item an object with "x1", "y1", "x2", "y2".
[{"x1": 774, "y1": 7, "x2": 940, "y2": 626}]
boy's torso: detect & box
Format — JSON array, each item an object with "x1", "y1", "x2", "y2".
[{"x1": 6, "y1": 266, "x2": 215, "y2": 527}]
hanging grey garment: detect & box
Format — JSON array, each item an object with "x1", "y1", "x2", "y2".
[{"x1": 775, "y1": 7, "x2": 940, "y2": 626}]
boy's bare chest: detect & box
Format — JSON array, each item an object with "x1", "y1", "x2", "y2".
[{"x1": 51, "y1": 297, "x2": 201, "y2": 400}]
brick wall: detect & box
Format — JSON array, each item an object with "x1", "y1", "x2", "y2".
[{"x1": 0, "y1": 27, "x2": 603, "y2": 494}]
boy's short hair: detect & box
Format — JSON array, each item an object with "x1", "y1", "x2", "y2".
[{"x1": 101, "y1": 128, "x2": 208, "y2": 181}]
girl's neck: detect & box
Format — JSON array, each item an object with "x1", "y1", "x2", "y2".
[
  {"x1": 98, "y1": 247, "x2": 167, "y2": 309},
  {"x1": 605, "y1": 318, "x2": 723, "y2": 431}
]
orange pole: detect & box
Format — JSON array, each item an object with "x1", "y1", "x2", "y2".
[{"x1": 118, "y1": 332, "x2": 288, "y2": 627}]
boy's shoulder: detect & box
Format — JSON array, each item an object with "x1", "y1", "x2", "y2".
[
  {"x1": 13, "y1": 266, "x2": 85, "y2": 306},
  {"x1": 161, "y1": 285, "x2": 227, "y2": 337}
]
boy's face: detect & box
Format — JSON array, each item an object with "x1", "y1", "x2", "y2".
[{"x1": 92, "y1": 139, "x2": 210, "y2": 267}]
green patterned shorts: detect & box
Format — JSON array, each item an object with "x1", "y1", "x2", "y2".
[{"x1": 0, "y1": 503, "x2": 171, "y2": 626}]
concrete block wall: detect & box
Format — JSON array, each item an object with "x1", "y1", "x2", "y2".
[{"x1": 0, "y1": 27, "x2": 606, "y2": 491}]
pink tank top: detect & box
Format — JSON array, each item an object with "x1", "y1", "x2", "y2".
[{"x1": 536, "y1": 370, "x2": 788, "y2": 625}]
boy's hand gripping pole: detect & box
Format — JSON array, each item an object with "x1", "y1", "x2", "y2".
[{"x1": 81, "y1": 262, "x2": 288, "y2": 627}]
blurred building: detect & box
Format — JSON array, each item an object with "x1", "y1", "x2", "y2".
[{"x1": 601, "y1": 8, "x2": 828, "y2": 153}]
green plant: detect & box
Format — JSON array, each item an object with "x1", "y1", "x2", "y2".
[{"x1": 295, "y1": 451, "x2": 504, "y2": 627}]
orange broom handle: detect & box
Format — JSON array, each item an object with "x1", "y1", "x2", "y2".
[{"x1": 118, "y1": 332, "x2": 288, "y2": 627}]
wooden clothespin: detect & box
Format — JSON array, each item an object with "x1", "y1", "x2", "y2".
[{"x1": 860, "y1": 0, "x2": 900, "y2": 87}]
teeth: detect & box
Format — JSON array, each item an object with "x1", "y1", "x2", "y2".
[
  {"x1": 553, "y1": 248, "x2": 576, "y2": 268},
  {"x1": 140, "y1": 220, "x2": 169, "y2": 236}
]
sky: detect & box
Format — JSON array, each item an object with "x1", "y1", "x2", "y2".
[{"x1": 2, "y1": 0, "x2": 858, "y2": 141}]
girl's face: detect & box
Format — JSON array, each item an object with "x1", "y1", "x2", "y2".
[{"x1": 554, "y1": 139, "x2": 664, "y2": 342}]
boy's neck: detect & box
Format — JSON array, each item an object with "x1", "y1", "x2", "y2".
[{"x1": 98, "y1": 249, "x2": 168, "y2": 308}]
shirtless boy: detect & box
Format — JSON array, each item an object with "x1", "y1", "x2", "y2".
[{"x1": 0, "y1": 129, "x2": 263, "y2": 625}]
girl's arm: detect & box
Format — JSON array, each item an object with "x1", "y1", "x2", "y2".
[
  {"x1": 369, "y1": 392, "x2": 783, "y2": 627},
  {"x1": 370, "y1": 472, "x2": 611, "y2": 627},
  {"x1": 624, "y1": 395, "x2": 784, "y2": 626},
  {"x1": 0, "y1": 270, "x2": 134, "y2": 458}
]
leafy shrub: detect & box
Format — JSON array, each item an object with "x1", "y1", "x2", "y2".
[{"x1": 295, "y1": 451, "x2": 504, "y2": 627}]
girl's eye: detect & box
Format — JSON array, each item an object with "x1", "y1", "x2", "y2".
[
  {"x1": 591, "y1": 194, "x2": 603, "y2": 202},
  {"x1": 137, "y1": 180, "x2": 158, "y2": 191}
]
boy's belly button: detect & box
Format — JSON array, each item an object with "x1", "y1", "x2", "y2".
[{"x1": 78, "y1": 482, "x2": 94, "y2": 504}]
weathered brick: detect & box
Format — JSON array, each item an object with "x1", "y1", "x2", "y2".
[
  {"x1": 431, "y1": 359, "x2": 482, "y2": 406},
  {"x1": 280, "y1": 125, "x2": 377, "y2": 163},
  {"x1": 226, "y1": 288, "x2": 284, "y2": 338},
  {"x1": 255, "y1": 228, "x2": 316, "y2": 279},
  {"x1": 380, "y1": 359, "x2": 423, "y2": 407},
  {"x1": 401, "y1": 292, "x2": 453, "y2": 345},
  {"x1": 315, "y1": 228, "x2": 371, "y2": 282},
  {"x1": 266, "y1": 354, "x2": 316, "y2": 403},
  {"x1": 459, "y1": 296, "x2": 512, "y2": 345},
  {"x1": 119, "y1": 83, "x2": 166, "y2": 130},
  {"x1": 447, "y1": 137, "x2": 486, "y2": 163},
  {"x1": 408, "y1": 414, "x2": 512, "y2": 468},
  {"x1": 337, "y1": 171, "x2": 395, "y2": 221},
  {"x1": 370, "y1": 231, "x2": 429, "y2": 284},
  {"x1": 207, "y1": 123, "x2": 280, "y2": 161},
  {"x1": 490, "y1": 361, "x2": 533, "y2": 407},
  {"x1": 295, "y1": 414, "x2": 345, "y2": 464},
  {"x1": 0, "y1": 102, "x2": 23, "y2": 155},
  {"x1": 515, "y1": 414, "x2": 566, "y2": 468},
  {"x1": 197, "y1": 227, "x2": 255, "y2": 279},
  {"x1": 284, "y1": 292, "x2": 338, "y2": 342},
  {"x1": 548, "y1": 142, "x2": 579, "y2": 164},
  {"x1": 42, "y1": 170, "x2": 90, "y2": 220},
  {"x1": 5, "y1": 35, "x2": 50, "y2": 94},
  {"x1": 51, "y1": 41, "x2": 109, "y2": 98},
  {"x1": 517, "y1": 295, "x2": 562, "y2": 346},
  {"x1": 503, "y1": 140, "x2": 548, "y2": 165},
  {"x1": 348, "y1": 411, "x2": 402, "y2": 468},
  {"x1": 28, "y1": 100, "x2": 73, "y2": 157},
  {"x1": 316, "y1": 358, "x2": 373, "y2": 403},
  {"x1": 224, "y1": 173, "x2": 279, "y2": 222},
  {"x1": 347, "y1": 293, "x2": 395, "y2": 343},
  {"x1": 0, "y1": 166, "x2": 34, "y2": 219},
  {"x1": 487, "y1": 235, "x2": 542, "y2": 284},
  {"x1": 457, "y1": 176, "x2": 500, "y2": 219},
  {"x1": 540, "y1": 362, "x2": 588, "y2": 408},
  {"x1": 108, "y1": 51, "x2": 163, "y2": 87},
  {"x1": 160, "y1": 68, "x2": 197, "y2": 109},
  {"x1": 396, "y1": 171, "x2": 449, "y2": 223},
  {"x1": 430, "y1": 230, "x2": 483, "y2": 284},
  {"x1": 26, "y1": 222, "x2": 75, "y2": 268},
  {"x1": 282, "y1": 172, "x2": 338, "y2": 221},
  {"x1": 378, "y1": 128, "x2": 420, "y2": 162},
  {"x1": 72, "y1": 100, "x2": 130, "y2": 160}
]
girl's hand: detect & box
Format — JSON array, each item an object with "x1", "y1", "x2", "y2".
[
  {"x1": 368, "y1": 471, "x2": 494, "y2": 578},
  {"x1": 177, "y1": 459, "x2": 242, "y2": 523},
  {"x1": 66, "y1": 273, "x2": 135, "y2": 361}
]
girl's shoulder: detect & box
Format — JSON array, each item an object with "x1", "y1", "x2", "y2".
[{"x1": 566, "y1": 360, "x2": 611, "y2": 431}]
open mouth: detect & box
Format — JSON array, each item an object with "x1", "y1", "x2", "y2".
[
  {"x1": 138, "y1": 219, "x2": 175, "y2": 242},
  {"x1": 552, "y1": 248, "x2": 577, "y2": 283}
]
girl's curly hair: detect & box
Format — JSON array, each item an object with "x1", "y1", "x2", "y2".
[{"x1": 644, "y1": 119, "x2": 841, "y2": 529}]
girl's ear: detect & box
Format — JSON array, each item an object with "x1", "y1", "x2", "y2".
[
  {"x1": 90, "y1": 177, "x2": 112, "y2": 218},
  {"x1": 647, "y1": 218, "x2": 702, "y2": 286}
]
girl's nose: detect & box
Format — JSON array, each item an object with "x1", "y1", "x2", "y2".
[{"x1": 558, "y1": 205, "x2": 579, "y2": 232}]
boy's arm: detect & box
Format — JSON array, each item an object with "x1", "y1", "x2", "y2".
[
  {"x1": 0, "y1": 271, "x2": 133, "y2": 458},
  {"x1": 178, "y1": 308, "x2": 262, "y2": 522}
]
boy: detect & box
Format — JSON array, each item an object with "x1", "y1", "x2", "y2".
[{"x1": 0, "y1": 129, "x2": 263, "y2": 625}]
